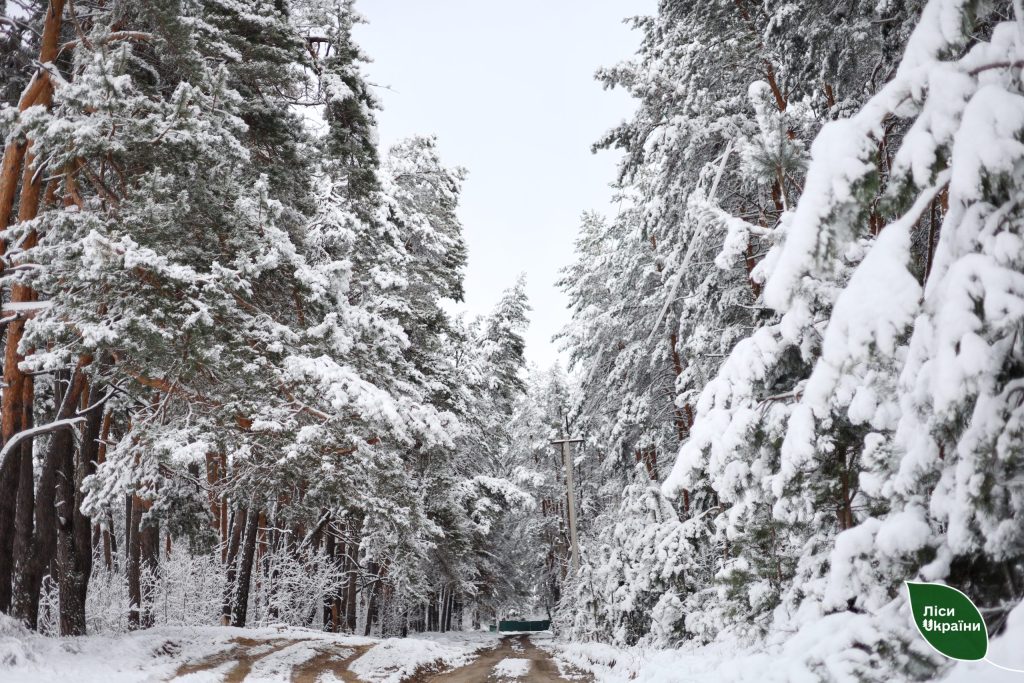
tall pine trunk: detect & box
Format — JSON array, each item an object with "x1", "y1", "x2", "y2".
[
  {"x1": 345, "y1": 523, "x2": 359, "y2": 633},
  {"x1": 12, "y1": 368, "x2": 87, "y2": 628},
  {"x1": 221, "y1": 507, "x2": 246, "y2": 624},
  {"x1": 127, "y1": 491, "x2": 158, "y2": 630},
  {"x1": 0, "y1": 0, "x2": 66, "y2": 615},
  {"x1": 55, "y1": 390, "x2": 104, "y2": 635},
  {"x1": 140, "y1": 514, "x2": 159, "y2": 628},
  {"x1": 231, "y1": 508, "x2": 259, "y2": 627},
  {"x1": 322, "y1": 523, "x2": 336, "y2": 631},
  {"x1": 127, "y1": 494, "x2": 144, "y2": 630},
  {"x1": 55, "y1": 438, "x2": 86, "y2": 635}
]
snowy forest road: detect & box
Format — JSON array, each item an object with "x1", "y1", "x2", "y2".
[
  {"x1": 415, "y1": 634, "x2": 589, "y2": 682},
  {"x1": 160, "y1": 632, "x2": 585, "y2": 682},
  {"x1": 170, "y1": 637, "x2": 373, "y2": 682}
]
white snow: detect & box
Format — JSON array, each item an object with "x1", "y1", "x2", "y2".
[
  {"x1": 943, "y1": 602, "x2": 1024, "y2": 681},
  {"x1": 492, "y1": 657, "x2": 532, "y2": 679},
  {"x1": 348, "y1": 631, "x2": 497, "y2": 683},
  {"x1": 548, "y1": 602, "x2": 1024, "y2": 682},
  {"x1": 0, "y1": 618, "x2": 499, "y2": 683}
]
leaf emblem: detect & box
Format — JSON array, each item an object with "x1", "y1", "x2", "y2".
[{"x1": 906, "y1": 582, "x2": 988, "y2": 661}]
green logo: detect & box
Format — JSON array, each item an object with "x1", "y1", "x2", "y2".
[{"x1": 906, "y1": 582, "x2": 988, "y2": 661}]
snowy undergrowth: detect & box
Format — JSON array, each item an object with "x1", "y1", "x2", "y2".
[
  {"x1": 545, "y1": 603, "x2": 1024, "y2": 682},
  {"x1": 0, "y1": 616, "x2": 498, "y2": 683}
]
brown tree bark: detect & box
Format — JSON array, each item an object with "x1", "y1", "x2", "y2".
[
  {"x1": 322, "y1": 523, "x2": 336, "y2": 631},
  {"x1": 444, "y1": 590, "x2": 455, "y2": 632},
  {"x1": 139, "y1": 511, "x2": 159, "y2": 629},
  {"x1": 231, "y1": 508, "x2": 260, "y2": 627},
  {"x1": 127, "y1": 494, "x2": 144, "y2": 630},
  {"x1": 219, "y1": 455, "x2": 228, "y2": 557},
  {"x1": 93, "y1": 410, "x2": 114, "y2": 571},
  {"x1": 437, "y1": 586, "x2": 446, "y2": 634},
  {"x1": 345, "y1": 524, "x2": 359, "y2": 633},
  {"x1": 0, "y1": 0, "x2": 67, "y2": 613},
  {"x1": 11, "y1": 366, "x2": 88, "y2": 628},
  {"x1": 55, "y1": 434, "x2": 85, "y2": 635},
  {"x1": 221, "y1": 507, "x2": 245, "y2": 623},
  {"x1": 124, "y1": 493, "x2": 132, "y2": 573},
  {"x1": 257, "y1": 510, "x2": 268, "y2": 561},
  {"x1": 55, "y1": 389, "x2": 104, "y2": 634},
  {"x1": 427, "y1": 595, "x2": 438, "y2": 632},
  {"x1": 363, "y1": 580, "x2": 377, "y2": 636},
  {"x1": 9, "y1": 423, "x2": 35, "y2": 612},
  {"x1": 205, "y1": 453, "x2": 222, "y2": 534},
  {"x1": 333, "y1": 529, "x2": 346, "y2": 633},
  {"x1": 127, "y1": 489, "x2": 158, "y2": 630}
]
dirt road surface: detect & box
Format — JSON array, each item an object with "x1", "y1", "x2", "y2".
[
  {"x1": 171, "y1": 637, "x2": 372, "y2": 682},
  {"x1": 168, "y1": 633, "x2": 586, "y2": 682},
  {"x1": 417, "y1": 634, "x2": 590, "y2": 683}
]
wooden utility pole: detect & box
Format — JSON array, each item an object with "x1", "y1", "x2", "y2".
[{"x1": 550, "y1": 436, "x2": 583, "y2": 574}]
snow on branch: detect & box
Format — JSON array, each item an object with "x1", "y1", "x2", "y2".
[{"x1": 0, "y1": 416, "x2": 86, "y2": 471}]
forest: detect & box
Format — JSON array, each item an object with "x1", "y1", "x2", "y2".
[{"x1": 0, "y1": 0, "x2": 1022, "y2": 681}]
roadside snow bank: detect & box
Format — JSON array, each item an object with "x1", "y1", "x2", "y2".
[
  {"x1": 0, "y1": 622, "x2": 371, "y2": 682},
  {"x1": 546, "y1": 603, "x2": 1024, "y2": 682}
]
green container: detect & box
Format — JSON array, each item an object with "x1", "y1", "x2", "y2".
[{"x1": 498, "y1": 619, "x2": 550, "y2": 632}]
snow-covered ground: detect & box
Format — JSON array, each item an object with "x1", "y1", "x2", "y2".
[
  {"x1": 0, "y1": 615, "x2": 498, "y2": 682},
  {"x1": 348, "y1": 630, "x2": 496, "y2": 682},
  {"x1": 492, "y1": 657, "x2": 532, "y2": 679},
  {"x1": 541, "y1": 604, "x2": 1024, "y2": 682},
  {"x1": 4, "y1": 608, "x2": 1022, "y2": 682}
]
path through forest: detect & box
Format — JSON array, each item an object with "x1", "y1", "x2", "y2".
[
  {"x1": 165, "y1": 633, "x2": 585, "y2": 682},
  {"x1": 172, "y1": 637, "x2": 373, "y2": 682},
  {"x1": 416, "y1": 634, "x2": 589, "y2": 682}
]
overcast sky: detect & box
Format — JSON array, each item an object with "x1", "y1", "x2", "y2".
[{"x1": 353, "y1": 1, "x2": 655, "y2": 369}]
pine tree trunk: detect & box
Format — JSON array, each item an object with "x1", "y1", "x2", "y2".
[
  {"x1": 12, "y1": 368, "x2": 88, "y2": 629},
  {"x1": 104, "y1": 513, "x2": 117, "y2": 572},
  {"x1": 322, "y1": 526, "x2": 336, "y2": 630},
  {"x1": 12, "y1": 422, "x2": 63, "y2": 628},
  {"x1": 127, "y1": 494, "x2": 144, "y2": 630},
  {"x1": 92, "y1": 409, "x2": 113, "y2": 571},
  {"x1": 222, "y1": 507, "x2": 246, "y2": 624},
  {"x1": 218, "y1": 454, "x2": 228, "y2": 560},
  {"x1": 55, "y1": 436, "x2": 85, "y2": 635},
  {"x1": 231, "y1": 508, "x2": 259, "y2": 627},
  {"x1": 127, "y1": 489, "x2": 158, "y2": 630},
  {"x1": 439, "y1": 586, "x2": 447, "y2": 634},
  {"x1": 345, "y1": 526, "x2": 358, "y2": 633},
  {"x1": 0, "y1": 1, "x2": 67, "y2": 615},
  {"x1": 140, "y1": 514, "x2": 159, "y2": 629},
  {"x1": 54, "y1": 382, "x2": 103, "y2": 635},
  {"x1": 67, "y1": 395, "x2": 103, "y2": 626},
  {"x1": 445, "y1": 592, "x2": 455, "y2": 632},
  {"x1": 363, "y1": 583, "x2": 376, "y2": 637},
  {"x1": 205, "y1": 453, "x2": 222, "y2": 535},
  {"x1": 9, "y1": 434, "x2": 34, "y2": 613},
  {"x1": 363, "y1": 561, "x2": 381, "y2": 637},
  {"x1": 124, "y1": 494, "x2": 132, "y2": 570},
  {"x1": 334, "y1": 529, "x2": 346, "y2": 633}
]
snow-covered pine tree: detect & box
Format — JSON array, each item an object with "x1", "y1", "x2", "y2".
[
  {"x1": 0, "y1": 0, "x2": 484, "y2": 637},
  {"x1": 652, "y1": 0, "x2": 1022, "y2": 678},
  {"x1": 739, "y1": 1, "x2": 1024, "y2": 678},
  {"x1": 562, "y1": 0, "x2": 945, "y2": 652}
]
